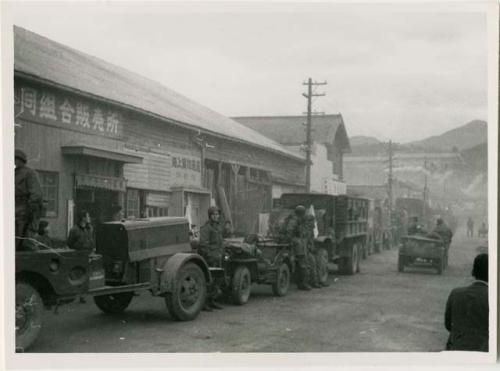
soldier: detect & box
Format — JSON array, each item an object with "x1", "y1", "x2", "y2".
[
  {"x1": 304, "y1": 214, "x2": 322, "y2": 289},
  {"x1": 15, "y1": 149, "x2": 43, "y2": 250},
  {"x1": 67, "y1": 210, "x2": 96, "y2": 252},
  {"x1": 407, "y1": 216, "x2": 422, "y2": 235},
  {"x1": 466, "y1": 217, "x2": 474, "y2": 238},
  {"x1": 432, "y1": 218, "x2": 453, "y2": 247},
  {"x1": 283, "y1": 205, "x2": 311, "y2": 291},
  {"x1": 199, "y1": 206, "x2": 224, "y2": 310}
]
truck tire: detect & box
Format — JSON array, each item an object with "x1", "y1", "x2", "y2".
[
  {"x1": 16, "y1": 282, "x2": 43, "y2": 351},
  {"x1": 272, "y1": 262, "x2": 290, "y2": 297},
  {"x1": 398, "y1": 255, "x2": 405, "y2": 272},
  {"x1": 339, "y1": 243, "x2": 358, "y2": 275},
  {"x1": 94, "y1": 292, "x2": 134, "y2": 314},
  {"x1": 165, "y1": 262, "x2": 206, "y2": 321},
  {"x1": 316, "y1": 248, "x2": 329, "y2": 284},
  {"x1": 231, "y1": 266, "x2": 251, "y2": 305}
]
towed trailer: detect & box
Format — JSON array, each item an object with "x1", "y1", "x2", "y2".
[{"x1": 15, "y1": 217, "x2": 211, "y2": 351}]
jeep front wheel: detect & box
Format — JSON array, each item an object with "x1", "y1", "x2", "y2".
[
  {"x1": 232, "y1": 266, "x2": 251, "y2": 305},
  {"x1": 165, "y1": 262, "x2": 206, "y2": 321},
  {"x1": 272, "y1": 262, "x2": 290, "y2": 297},
  {"x1": 94, "y1": 292, "x2": 134, "y2": 314},
  {"x1": 16, "y1": 282, "x2": 43, "y2": 351}
]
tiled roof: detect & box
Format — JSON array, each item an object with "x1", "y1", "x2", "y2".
[{"x1": 232, "y1": 114, "x2": 351, "y2": 152}]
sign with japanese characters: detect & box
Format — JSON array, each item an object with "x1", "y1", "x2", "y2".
[
  {"x1": 171, "y1": 154, "x2": 202, "y2": 187},
  {"x1": 14, "y1": 83, "x2": 122, "y2": 138}
]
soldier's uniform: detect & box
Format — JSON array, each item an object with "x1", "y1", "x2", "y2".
[
  {"x1": 15, "y1": 150, "x2": 43, "y2": 250},
  {"x1": 283, "y1": 206, "x2": 311, "y2": 290},
  {"x1": 303, "y1": 215, "x2": 321, "y2": 288},
  {"x1": 199, "y1": 218, "x2": 224, "y2": 268},
  {"x1": 198, "y1": 206, "x2": 224, "y2": 310}
]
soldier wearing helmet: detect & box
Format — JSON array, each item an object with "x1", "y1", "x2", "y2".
[
  {"x1": 199, "y1": 206, "x2": 224, "y2": 310},
  {"x1": 303, "y1": 214, "x2": 323, "y2": 289},
  {"x1": 282, "y1": 205, "x2": 311, "y2": 290},
  {"x1": 15, "y1": 149, "x2": 43, "y2": 250}
]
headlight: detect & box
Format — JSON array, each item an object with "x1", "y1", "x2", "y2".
[
  {"x1": 49, "y1": 259, "x2": 59, "y2": 272},
  {"x1": 224, "y1": 254, "x2": 230, "y2": 261}
]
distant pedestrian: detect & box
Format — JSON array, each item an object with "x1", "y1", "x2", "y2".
[
  {"x1": 466, "y1": 217, "x2": 474, "y2": 238},
  {"x1": 444, "y1": 253, "x2": 488, "y2": 351}
]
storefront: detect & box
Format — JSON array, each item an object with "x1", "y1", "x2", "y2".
[{"x1": 14, "y1": 26, "x2": 306, "y2": 240}]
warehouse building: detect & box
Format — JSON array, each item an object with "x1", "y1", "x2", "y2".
[{"x1": 14, "y1": 26, "x2": 305, "y2": 240}]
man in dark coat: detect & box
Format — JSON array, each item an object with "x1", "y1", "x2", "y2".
[
  {"x1": 67, "y1": 210, "x2": 95, "y2": 252},
  {"x1": 15, "y1": 149, "x2": 43, "y2": 250},
  {"x1": 444, "y1": 253, "x2": 488, "y2": 351},
  {"x1": 198, "y1": 206, "x2": 224, "y2": 310}
]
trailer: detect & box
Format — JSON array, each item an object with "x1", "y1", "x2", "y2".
[{"x1": 15, "y1": 217, "x2": 211, "y2": 351}]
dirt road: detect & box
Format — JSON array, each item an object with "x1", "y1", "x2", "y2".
[{"x1": 30, "y1": 227, "x2": 486, "y2": 353}]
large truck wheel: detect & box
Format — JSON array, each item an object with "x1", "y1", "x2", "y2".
[
  {"x1": 94, "y1": 292, "x2": 134, "y2": 314},
  {"x1": 339, "y1": 243, "x2": 359, "y2": 275},
  {"x1": 316, "y1": 248, "x2": 329, "y2": 284},
  {"x1": 16, "y1": 282, "x2": 43, "y2": 351},
  {"x1": 231, "y1": 266, "x2": 251, "y2": 305},
  {"x1": 272, "y1": 262, "x2": 290, "y2": 297},
  {"x1": 165, "y1": 262, "x2": 206, "y2": 321}
]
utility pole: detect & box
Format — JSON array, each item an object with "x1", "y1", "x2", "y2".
[
  {"x1": 387, "y1": 140, "x2": 394, "y2": 218},
  {"x1": 423, "y1": 157, "x2": 428, "y2": 222},
  {"x1": 302, "y1": 78, "x2": 327, "y2": 192}
]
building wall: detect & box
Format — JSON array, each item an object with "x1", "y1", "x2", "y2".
[{"x1": 14, "y1": 77, "x2": 306, "y2": 239}]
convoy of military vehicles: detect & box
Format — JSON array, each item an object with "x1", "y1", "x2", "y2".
[{"x1": 15, "y1": 192, "x2": 453, "y2": 351}]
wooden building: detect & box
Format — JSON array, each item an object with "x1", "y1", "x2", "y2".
[
  {"x1": 233, "y1": 115, "x2": 351, "y2": 197},
  {"x1": 13, "y1": 26, "x2": 304, "y2": 240}
]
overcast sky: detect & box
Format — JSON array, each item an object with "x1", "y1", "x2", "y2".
[{"x1": 6, "y1": 2, "x2": 489, "y2": 143}]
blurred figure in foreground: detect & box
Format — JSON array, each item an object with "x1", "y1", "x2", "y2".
[{"x1": 444, "y1": 253, "x2": 488, "y2": 351}]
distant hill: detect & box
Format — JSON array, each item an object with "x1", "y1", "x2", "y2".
[
  {"x1": 403, "y1": 120, "x2": 487, "y2": 152},
  {"x1": 350, "y1": 135, "x2": 381, "y2": 146},
  {"x1": 461, "y1": 142, "x2": 488, "y2": 174}
]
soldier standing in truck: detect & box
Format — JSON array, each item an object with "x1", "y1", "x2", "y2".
[{"x1": 15, "y1": 149, "x2": 43, "y2": 251}]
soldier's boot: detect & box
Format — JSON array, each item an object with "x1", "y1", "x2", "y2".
[
  {"x1": 210, "y1": 299, "x2": 223, "y2": 310},
  {"x1": 203, "y1": 301, "x2": 213, "y2": 312},
  {"x1": 298, "y1": 265, "x2": 312, "y2": 291}
]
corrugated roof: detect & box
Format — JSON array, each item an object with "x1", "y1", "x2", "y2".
[
  {"x1": 13, "y1": 26, "x2": 303, "y2": 162},
  {"x1": 232, "y1": 114, "x2": 351, "y2": 152}
]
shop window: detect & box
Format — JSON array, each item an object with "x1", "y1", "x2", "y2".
[
  {"x1": 148, "y1": 206, "x2": 168, "y2": 217},
  {"x1": 126, "y1": 189, "x2": 140, "y2": 218},
  {"x1": 38, "y1": 171, "x2": 58, "y2": 217}
]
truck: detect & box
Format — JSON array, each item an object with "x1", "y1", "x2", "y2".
[
  {"x1": 270, "y1": 193, "x2": 369, "y2": 276},
  {"x1": 15, "y1": 217, "x2": 211, "y2": 351}
]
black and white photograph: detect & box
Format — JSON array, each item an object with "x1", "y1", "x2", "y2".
[{"x1": 1, "y1": 0, "x2": 498, "y2": 369}]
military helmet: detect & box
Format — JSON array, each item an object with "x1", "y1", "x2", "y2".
[
  {"x1": 207, "y1": 206, "x2": 220, "y2": 217},
  {"x1": 294, "y1": 205, "x2": 306, "y2": 216},
  {"x1": 15, "y1": 149, "x2": 27, "y2": 163}
]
